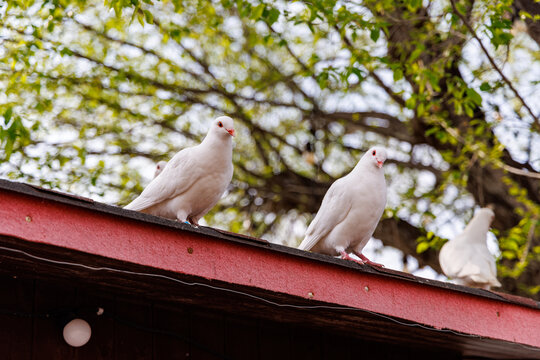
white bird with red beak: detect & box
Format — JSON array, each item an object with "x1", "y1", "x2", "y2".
[
  {"x1": 298, "y1": 146, "x2": 387, "y2": 266},
  {"x1": 125, "y1": 116, "x2": 235, "y2": 225}
]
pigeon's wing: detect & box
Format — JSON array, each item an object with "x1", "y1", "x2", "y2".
[
  {"x1": 459, "y1": 245, "x2": 501, "y2": 286},
  {"x1": 439, "y1": 238, "x2": 467, "y2": 279},
  {"x1": 440, "y1": 241, "x2": 501, "y2": 287},
  {"x1": 298, "y1": 180, "x2": 352, "y2": 251},
  {"x1": 486, "y1": 252, "x2": 501, "y2": 286},
  {"x1": 124, "y1": 148, "x2": 197, "y2": 211}
]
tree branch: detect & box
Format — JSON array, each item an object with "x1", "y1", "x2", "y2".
[
  {"x1": 450, "y1": 0, "x2": 539, "y2": 128},
  {"x1": 313, "y1": 111, "x2": 417, "y2": 144},
  {"x1": 70, "y1": 17, "x2": 206, "y2": 83},
  {"x1": 369, "y1": 71, "x2": 407, "y2": 108}
]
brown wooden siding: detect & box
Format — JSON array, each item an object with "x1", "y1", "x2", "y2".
[{"x1": 0, "y1": 274, "x2": 461, "y2": 360}]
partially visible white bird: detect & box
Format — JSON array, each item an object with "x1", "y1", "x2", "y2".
[
  {"x1": 439, "y1": 208, "x2": 501, "y2": 289},
  {"x1": 298, "y1": 147, "x2": 387, "y2": 266},
  {"x1": 125, "y1": 116, "x2": 235, "y2": 225},
  {"x1": 154, "y1": 161, "x2": 168, "y2": 178}
]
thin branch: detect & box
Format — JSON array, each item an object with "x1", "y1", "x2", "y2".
[
  {"x1": 263, "y1": 24, "x2": 321, "y2": 111},
  {"x1": 500, "y1": 163, "x2": 540, "y2": 180},
  {"x1": 336, "y1": 142, "x2": 443, "y2": 180},
  {"x1": 71, "y1": 21, "x2": 299, "y2": 109},
  {"x1": 449, "y1": 0, "x2": 539, "y2": 128},
  {"x1": 369, "y1": 71, "x2": 407, "y2": 108},
  {"x1": 3, "y1": 23, "x2": 215, "y2": 97},
  {"x1": 234, "y1": 161, "x2": 266, "y2": 180},
  {"x1": 70, "y1": 17, "x2": 205, "y2": 83},
  {"x1": 313, "y1": 111, "x2": 417, "y2": 144},
  {"x1": 518, "y1": 217, "x2": 538, "y2": 265},
  {"x1": 434, "y1": 115, "x2": 540, "y2": 180},
  {"x1": 332, "y1": 23, "x2": 409, "y2": 110},
  {"x1": 243, "y1": 42, "x2": 317, "y2": 109},
  {"x1": 385, "y1": 158, "x2": 443, "y2": 177},
  {"x1": 267, "y1": 25, "x2": 312, "y2": 75}
]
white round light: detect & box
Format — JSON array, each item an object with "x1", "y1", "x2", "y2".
[{"x1": 63, "y1": 318, "x2": 91, "y2": 347}]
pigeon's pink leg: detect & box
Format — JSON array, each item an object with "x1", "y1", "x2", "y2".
[
  {"x1": 340, "y1": 251, "x2": 365, "y2": 265},
  {"x1": 187, "y1": 216, "x2": 199, "y2": 227},
  {"x1": 354, "y1": 252, "x2": 385, "y2": 268}
]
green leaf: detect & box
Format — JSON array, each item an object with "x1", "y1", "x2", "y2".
[
  {"x1": 3, "y1": 136, "x2": 14, "y2": 160},
  {"x1": 466, "y1": 88, "x2": 482, "y2": 106},
  {"x1": 409, "y1": 46, "x2": 423, "y2": 63},
  {"x1": 416, "y1": 242, "x2": 430, "y2": 253},
  {"x1": 350, "y1": 67, "x2": 364, "y2": 81},
  {"x1": 143, "y1": 9, "x2": 153, "y2": 24},
  {"x1": 59, "y1": 47, "x2": 73, "y2": 57},
  {"x1": 464, "y1": 104, "x2": 474, "y2": 117},
  {"x1": 251, "y1": 4, "x2": 265, "y2": 20},
  {"x1": 3, "y1": 107, "x2": 13, "y2": 124},
  {"x1": 370, "y1": 28, "x2": 380, "y2": 42},
  {"x1": 136, "y1": 11, "x2": 144, "y2": 27},
  {"x1": 405, "y1": 96, "x2": 416, "y2": 109},
  {"x1": 316, "y1": 71, "x2": 329, "y2": 89},
  {"x1": 501, "y1": 250, "x2": 516, "y2": 260},
  {"x1": 393, "y1": 68, "x2": 403, "y2": 81},
  {"x1": 408, "y1": 0, "x2": 422, "y2": 11},
  {"x1": 266, "y1": 8, "x2": 280, "y2": 25},
  {"x1": 479, "y1": 82, "x2": 491, "y2": 91},
  {"x1": 425, "y1": 126, "x2": 439, "y2": 136},
  {"x1": 417, "y1": 102, "x2": 425, "y2": 117}
]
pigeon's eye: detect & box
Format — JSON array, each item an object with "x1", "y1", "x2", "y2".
[
  {"x1": 218, "y1": 121, "x2": 223, "y2": 128},
  {"x1": 372, "y1": 150, "x2": 376, "y2": 155}
]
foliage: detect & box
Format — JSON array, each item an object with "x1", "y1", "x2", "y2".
[{"x1": 1, "y1": 0, "x2": 539, "y2": 298}]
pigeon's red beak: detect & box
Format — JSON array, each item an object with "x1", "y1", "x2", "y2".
[
  {"x1": 377, "y1": 161, "x2": 383, "y2": 168},
  {"x1": 227, "y1": 129, "x2": 235, "y2": 136}
]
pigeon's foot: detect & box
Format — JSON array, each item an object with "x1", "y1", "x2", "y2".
[
  {"x1": 340, "y1": 251, "x2": 365, "y2": 265},
  {"x1": 187, "y1": 216, "x2": 199, "y2": 228},
  {"x1": 355, "y1": 252, "x2": 384, "y2": 268}
]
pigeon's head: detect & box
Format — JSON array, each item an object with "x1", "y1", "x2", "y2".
[
  {"x1": 477, "y1": 207, "x2": 495, "y2": 224},
  {"x1": 213, "y1": 116, "x2": 235, "y2": 137},
  {"x1": 154, "y1": 161, "x2": 167, "y2": 178},
  {"x1": 367, "y1": 147, "x2": 387, "y2": 169}
]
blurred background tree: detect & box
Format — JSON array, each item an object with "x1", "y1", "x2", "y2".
[{"x1": 1, "y1": 0, "x2": 539, "y2": 298}]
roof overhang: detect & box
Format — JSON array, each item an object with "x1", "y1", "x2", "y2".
[{"x1": 0, "y1": 179, "x2": 539, "y2": 359}]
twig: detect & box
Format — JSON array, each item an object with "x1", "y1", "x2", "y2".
[
  {"x1": 500, "y1": 164, "x2": 540, "y2": 180},
  {"x1": 519, "y1": 217, "x2": 538, "y2": 265},
  {"x1": 434, "y1": 116, "x2": 540, "y2": 180},
  {"x1": 449, "y1": 0, "x2": 539, "y2": 128},
  {"x1": 369, "y1": 71, "x2": 407, "y2": 108}
]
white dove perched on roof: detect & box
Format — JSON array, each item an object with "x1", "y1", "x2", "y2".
[
  {"x1": 298, "y1": 147, "x2": 387, "y2": 266},
  {"x1": 154, "y1": 161, "x2": 168, "y2": 178},
  {"x1": 439, "y1": 207, "x2": 501, "y2": 289},
  {"x1": 125, "y1": 116, "x2": 235, "y2": 226}
]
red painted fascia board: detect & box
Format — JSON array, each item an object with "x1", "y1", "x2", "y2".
[{"x1": 0, "y1": 187, "x2": 539, "y2": 348}]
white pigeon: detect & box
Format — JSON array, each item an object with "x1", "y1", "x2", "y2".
[
  {"x1": 125, "y1": 116, "x2": 235, "y2": 225},
  {"x1": 439, "y1": 207, "x2": 501, "y2": 289},
  {"x1": 298, "y1": 147, "x2": 387, "y2": 266},
  {"x1": 154, "y1": 161, "x2": 168, "y2": 178}
]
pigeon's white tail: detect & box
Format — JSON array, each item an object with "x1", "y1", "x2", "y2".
[{"x1": 297, "y1": 236, "x2": 317, "y2": 251}]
